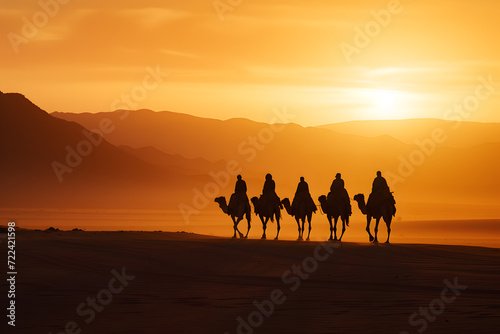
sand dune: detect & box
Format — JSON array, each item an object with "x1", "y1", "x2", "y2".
[{"x1": 11, "y1": 230, "x2": 500, "y2": 334}]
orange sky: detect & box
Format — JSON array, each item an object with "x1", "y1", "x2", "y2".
[{"x1": 2, "y1": 0, "x2": 500, "y2": 126}]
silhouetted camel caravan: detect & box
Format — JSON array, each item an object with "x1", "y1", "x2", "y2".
[{"x1": 215, "y1": 172, "x2": 396, "y2": 242}]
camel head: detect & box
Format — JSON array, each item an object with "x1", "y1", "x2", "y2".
[
  {"x1": 214, "y1": 196, "x2": 226, "y2": 205},
  {"x1": 318, "y1": 195, "x2": 327, "y2": 204},
  {"x1": 318, "y1": 195, "x2": 328, "y2": 213},
  {"x1": 353, "y1": 194, "x2": 365, "y2": 204},
  {"x1": 281, "y1": 198, "x2": 292, "y2": 215},
  {"x1": 214, "y1": 196, "x2": 228, "y2": 214},
  {"x1": 281, "y1": 198, "x2": 291, "y2": 207},
  {"x1": 250, "y1": 196, "x2": 259, "y2": 214}
]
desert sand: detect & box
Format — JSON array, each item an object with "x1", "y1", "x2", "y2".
[{"x1": 7, "y1": 229, "x2": 500, "y2": 334}]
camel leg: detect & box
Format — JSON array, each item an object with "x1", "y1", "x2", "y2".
[
  {"x1": 366, "y1": 216, "x2": 374, "y2": 242},
  {"x1": 333, "y1": 216, "x2": 339, "y2": 241},
  {"x1": 261, "y1": 216, "x2": 267, "y2": 239},
  {"x1": 328, "y1": 216, "x2": 334, "y2": 241},
  {"x1": 306, "y1": 214, "x2": 312, "y2": 241},
  {"x1": 373, "y1": 217, "x2": 381, "y2": 243},
  {"x1": 245, "y1": 218, "x2": 251, "y2": 238},
  {"x1": 301, "y1": 218, "x2": 306, "y2": 241},
  {"x1": 295, "y1": 217, "x2": 302, "y2": 240},
  {"x1": 385, "y1": 216, "x2": 392, "y2": 243},
  {"x1": 235, "y1": 216, "x2": 244, "y2": 238},
  {"x1": 231, "y1": 216, "x2": 238, "y2": 238},
  {"x1": 339, "y1": 216, "x2": 346, "y2": 241},
  {"x1": 275, "y1": 215, "x2": 281, "y2": 240}
]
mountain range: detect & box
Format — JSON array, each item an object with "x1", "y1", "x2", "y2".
[
  {"x1": 1, "y1": 91, "x2": 499, "y2": 220},
  {"x1": 51, "y1": 108, "x2": 500, "y2": 201},
  {"x1": 0, "y1": 92, "x2": 212, "y2": 209}
]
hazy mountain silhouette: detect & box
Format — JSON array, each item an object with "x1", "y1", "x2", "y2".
[
  {"x1": 3, "y1": 92, "x2": 499, "y2": 218},
  {"x1": 0, "y1": 91, "x2": 207, "y2": 209},
  {"x1": 118, "y1": 145, "x2": 227, "y2": 175},
  {"x1": 52, "y1": 109, "x2": 411, "y2": 169},
  {"x1": 52, "y1": 109, "x2": 414, "y2": 196},
  {"x1": 52, "y1": 110, "x2": 301, "y2": 162},
  {"x1": 52, "y1": 108, "x2": 500, "y2": 213},
  {"x1": 318, "y1": 119, "x2": 500, "y2": 149}
]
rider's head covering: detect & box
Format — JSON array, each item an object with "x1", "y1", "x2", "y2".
[
  {"x1": 377, "y1": 171, "x2": 382, "y2": 177},
  {"x1": 265, "y1": 173, "x2": 272, "y2": 180},
  {"x1": 300, "y1": 176, "x2": 305, "y2": 182},
  {"x1": 237, "y1": 174, "x2": 242, "y2": 180},
  {"x1": 336, "y1": 173, "x2": 341, "y2": 179}
]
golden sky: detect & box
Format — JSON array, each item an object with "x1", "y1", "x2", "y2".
[{"x1": 2, "y1": 0, "x2": 500, "y2": 125}]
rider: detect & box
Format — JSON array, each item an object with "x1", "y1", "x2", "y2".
[
  {"x1": 292, "y1": 177, "x2": 317, "y2": 215},
  {"x1": 368, "y1": 171, "x2": 396, "y2": 215},
  {"x1": 262, "y1": 173, "x2": 282, "y2": 209},
  {"x1": 330, "y1": 173, "x2": 345, "y2": 194},
  {"x1": 372, "y1": 171, "x2": 389, "y2": 193},
  {"x1": 328, "y1": 173, "x2": 351, "y2": 217},
  {"x1": 228, "y1": 175, "x2": 250, "y2": 215},
  {"x1": 235, "y1": 174, "x2": 247, "y2": 194}
]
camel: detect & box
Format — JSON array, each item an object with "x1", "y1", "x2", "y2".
[
  {"x1": 353, "y1": 193, "x2": 394, "y2": 243},
  {"x1": 214, "y1": 196, "x2": 251, "y2": 239},
  {"x1": 318, "y1": 195, "x2": 350, "y2": 241},
  {"x1": 251, "y1": 196, "x2": 281, "y2": 240},
  {"x1": 281, "y1": 198, "x2": 314, "y2": 240}
]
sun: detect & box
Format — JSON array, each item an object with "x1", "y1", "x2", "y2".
[
  {"x1": 377, "y1": 90, "x2": 397, "y2": 108},
  {"x1": 370, "y1": 89, "x2": 402, "y2": 119}
]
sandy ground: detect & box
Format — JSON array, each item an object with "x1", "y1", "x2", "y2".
[{"x1": 3, "y1": 230, "x2": 500, "y2": 334}]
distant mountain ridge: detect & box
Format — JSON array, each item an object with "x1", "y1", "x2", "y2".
[
  {"x1": 118, "y1": 145, "x2": 227, "y2": 175},
  {"x1": 52, "y1": 108, "x2": 500, "y2": 208},
  {"x1": 51, "y1": 109, "x2": 410, "y2": 163},
  {"x1": 317, "y1": 118, "x2": 500, "y2": 149},
  {"x1": 0, "y1": 92, "x2": 210, "y2": 209}
]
